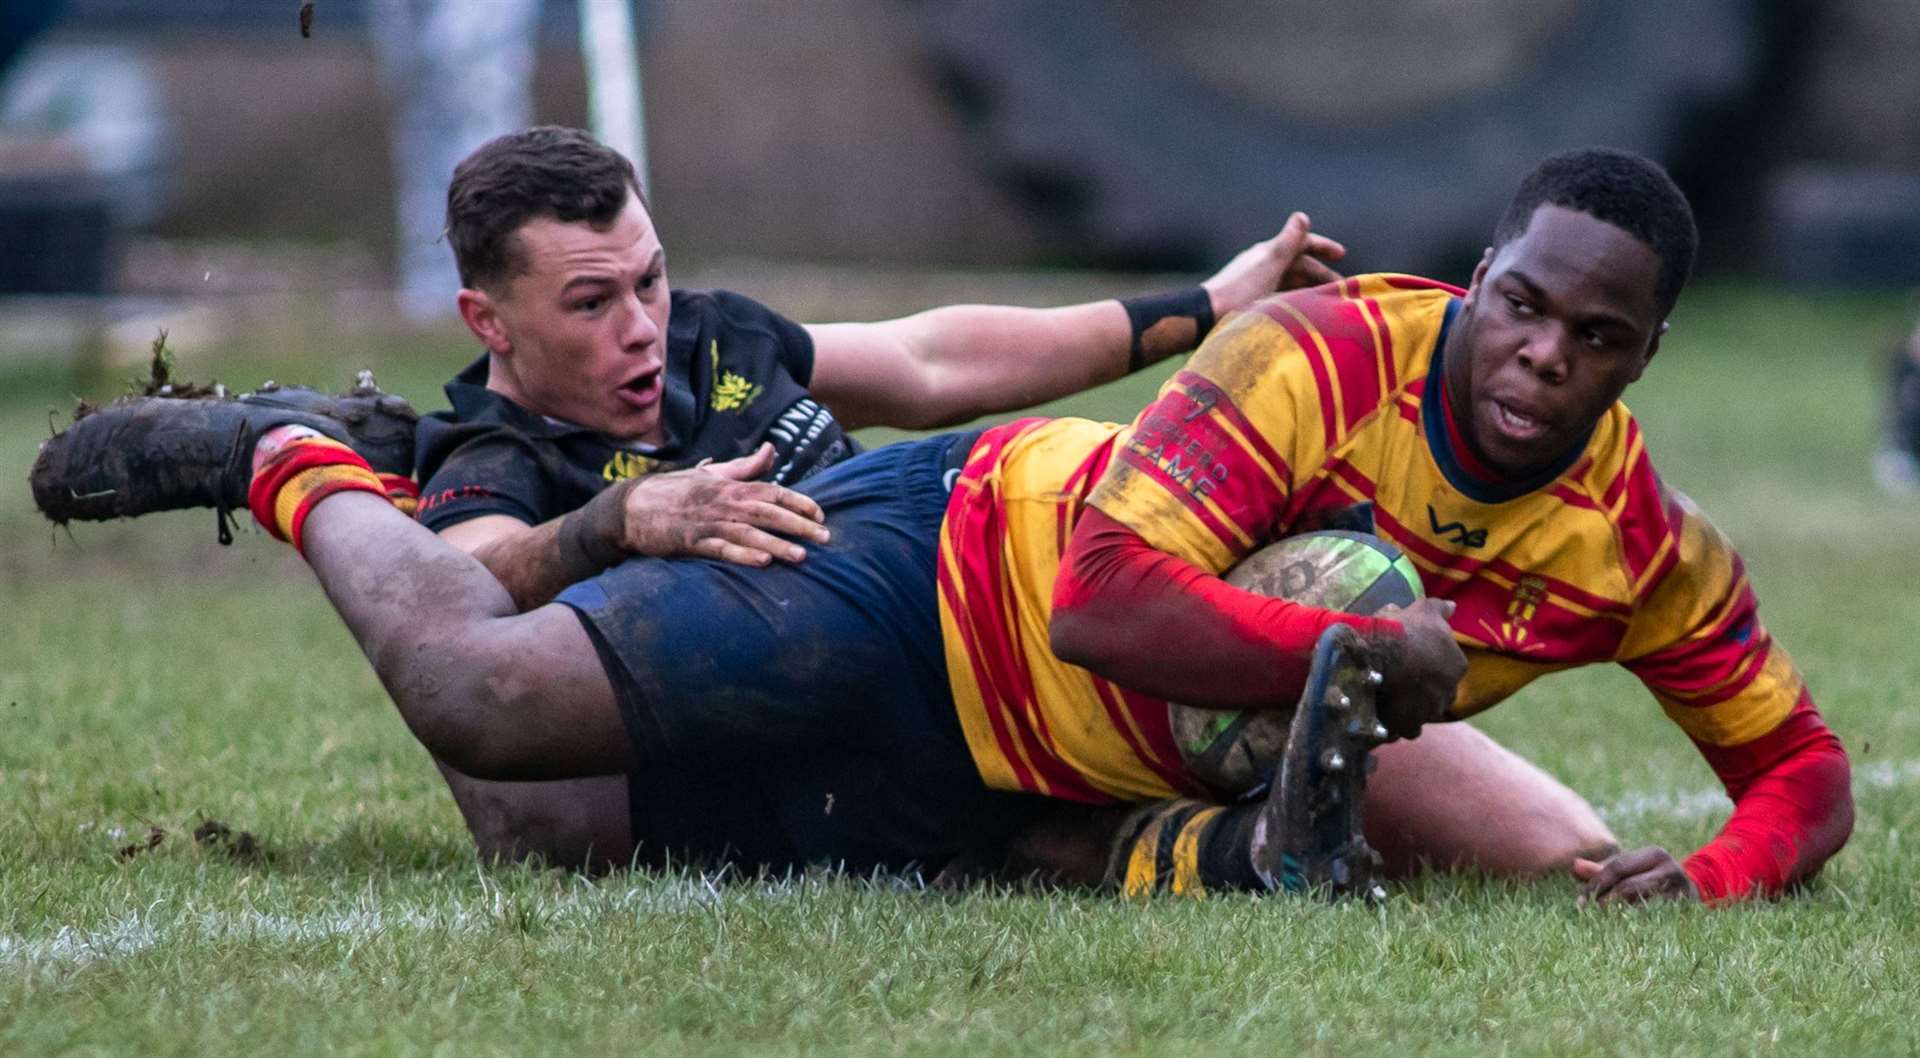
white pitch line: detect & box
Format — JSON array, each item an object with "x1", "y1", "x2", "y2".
[
  {"x1": 0, "y1": 875, "x2": 753, "y2": 970},
  {"x1": 0, "y1": 918, "x2": 157, "y2": 967},
  {"x1": 6, "y1": 762, "x2": 1916, "y2": 968},
  {"x1": 1599, "y1": 758, "x2": 1920, "y2": 823}
]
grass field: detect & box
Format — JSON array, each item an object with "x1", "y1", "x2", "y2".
[{"x1": 3, "y1": 281, "x2": 1918, "y2": 1057}]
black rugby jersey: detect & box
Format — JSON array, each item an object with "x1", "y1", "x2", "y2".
[{"x1": 414, "y1": 288, "x2": 860, "y2": 531}]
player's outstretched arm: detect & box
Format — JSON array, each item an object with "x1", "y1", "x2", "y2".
[
  {"x1": 802, "y1": 213, "x2": 1344, "y2": 431},
  {"x1": 1567, "y1": 703, "x2": 1853, "y2": 907},
  {"x1": 1684, "y1": 695, "x2": 1853, "y2": 903},
  {"x1": 441, "y1": 443, "x2": 829, "y2": 611}
]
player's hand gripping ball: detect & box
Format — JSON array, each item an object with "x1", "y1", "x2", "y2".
[{"x1": 1169, "y1": 531, "x2": 1423, "y2": 798}]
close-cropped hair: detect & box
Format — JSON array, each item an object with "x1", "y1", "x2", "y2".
[
  {"x1": 445, "y1": 125, "x2": 646, "y2": 290},
  {"x1": 1494, "y1": 147, "x2": 1698, "y2": 314}
]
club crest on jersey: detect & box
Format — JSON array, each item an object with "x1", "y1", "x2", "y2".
[
  {"x1": 1477, "y1": 574, "x2": 1547, "y2": 653},
  {"x1": 709, "y1": 339, "x2": 764, "y2": 412},
  {"x1": 1426, "y1": 504, "x2": 1487, "y2": 548}
]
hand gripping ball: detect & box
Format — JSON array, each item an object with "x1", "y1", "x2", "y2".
[{"x1": 1169, "y1": 530, "x2": 1423, "y2": 798}]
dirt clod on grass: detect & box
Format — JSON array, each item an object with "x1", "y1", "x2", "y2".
[
  {"x1": 116, "y1": 825, "x2": 166, "y2": 861},
  {"x1": 194, "y1": 819, "x2": 264, "y2": 863}
]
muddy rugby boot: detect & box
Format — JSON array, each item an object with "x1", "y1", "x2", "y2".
[
  {"x1": 1249, "y1": 623, "x2": 1390, "y2": 900},
  {"x1": 30, "y1": 372, "x2": 418, "y2": 534}
]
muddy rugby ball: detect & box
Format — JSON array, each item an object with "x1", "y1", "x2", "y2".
[{"x1": 1169, "y1": 530, "x2": 1422, "y2": 798}]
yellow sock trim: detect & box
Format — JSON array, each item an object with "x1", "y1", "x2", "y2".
[
  {"x1": 1122, "y1": 812, "x2": 1171, "y2": 898},
  {"x1": 273, "y1": 463, "x2": 385, "y2": 541},
  {"x1": 1170, "y1": 806, "x2": 1226, "y2": 898},
  {"x1": 1120, "y1": 801, "x2": 1224, "y2": 900}
]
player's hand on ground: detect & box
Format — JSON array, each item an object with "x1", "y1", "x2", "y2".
[
  {"x1": 1571, "y1": 846, "x2": 1700, "y2": 907},
  {"x1": 1202, "y1": 212, "x2": 1348, "y2": 318},
  {"x1": 620, "y1": 443, "x2": 830, "y2": 566},
  {"x1": 1371, "y1": 597, "x2": 1465, "y2": 739}
]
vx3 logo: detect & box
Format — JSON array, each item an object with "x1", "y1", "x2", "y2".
[{"x1": 1426, "y1": 504, "x2": 1488, "y2": 548}]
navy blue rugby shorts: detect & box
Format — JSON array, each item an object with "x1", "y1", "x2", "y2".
[{"x1": 554, "y1": 431, "x2": 1044, "y2": 874}]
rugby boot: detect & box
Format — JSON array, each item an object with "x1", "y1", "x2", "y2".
[
  {"x1": 1249, "y1": 623, "x2": 1390, "y2": 900},
  {"x1": 239, "y1": 371, "x2": 417, "y2": 474},
  {"x1": 29, "y1": 373, "x2": 418, "y2": 532}
]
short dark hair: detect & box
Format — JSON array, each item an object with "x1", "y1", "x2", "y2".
[
  {"x1": 1493, "y1": 147, "x2": 1697, "y2": 315},
  {"x1": 445, "y1": 125, "x2": 646, "y2": 290}
]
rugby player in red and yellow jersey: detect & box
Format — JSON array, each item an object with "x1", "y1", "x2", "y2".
[
  {"x1": 38, "y1": 148, "x2": 1850, "y2": 906},
  {"x1": 942, "y1": 148, "x2": 1851, "y2": 904}
]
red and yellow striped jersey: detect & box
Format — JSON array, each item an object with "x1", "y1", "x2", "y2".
[{"x1": 935, "y1": 274, "x2": 1806, "y2": 803}]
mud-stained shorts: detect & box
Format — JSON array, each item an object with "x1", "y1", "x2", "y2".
[{"x1": 554, "y1": 431, "x2": 1042, "y2": 874}]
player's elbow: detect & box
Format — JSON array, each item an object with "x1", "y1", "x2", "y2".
[
  {"x1": 1816, "y1": 754, "x2": 1857, "y2": 859},
  {"x1": 885, "y1": 361, "x2": 981, "y2": 430},
  {"x1": 1049, "y1": 603, "x2": 1116, "y2": 673},
  {"x1": 1800, "y1": 735, "x2": 1857, "y2": 867}
]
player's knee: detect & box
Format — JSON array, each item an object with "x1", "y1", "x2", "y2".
[{"x1": 466, "y1": 809, "x2": 594, "y2": 871}]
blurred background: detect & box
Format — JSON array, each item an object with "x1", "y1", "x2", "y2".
[{"x1": 2, "y1": 0, "x2": 1918, "y2": 369}]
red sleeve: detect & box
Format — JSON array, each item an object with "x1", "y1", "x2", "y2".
[
  {"x1": 1050, "y1": 507, "x2": 1401, "y2": 709},
  {"x1": 1683, "y1": 690, "x2": 1854, "y2": 903}
]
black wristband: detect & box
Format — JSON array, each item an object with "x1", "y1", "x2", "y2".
[
  {"x1": 557, "y1": 477, "x2": 632, "y2": 575},
  {"x1": 1121, "y1": 286, "x2": 1216, "y2": 373}
]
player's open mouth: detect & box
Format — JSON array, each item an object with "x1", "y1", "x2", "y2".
[
  {"x1": 616, "y1": 371, "x2": 662, "y2": 409},
  {"x1": 1490, "y1": 400, "x2": 1549, "y2": 444}
]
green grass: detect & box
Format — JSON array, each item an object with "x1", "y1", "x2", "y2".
[{"x1": 3, "y1": 282, "x2": 1919, "y2": 1057}]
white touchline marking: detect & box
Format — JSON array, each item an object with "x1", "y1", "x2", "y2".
[
  {"x1": 0, "y1": 875, "x2": 794, "y2": 969},
  {"x1": 0, "y1": 918, "x2": 157, "y2": 966},
  {"x1": 1598, "y1": 758, "x2": 1920, "y2": 823},
  {"x1": 6, "y1": 762, "x2": 1916, "y2": 968}
]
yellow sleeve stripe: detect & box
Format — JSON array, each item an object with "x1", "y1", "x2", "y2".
[
  {"x1": 1629, "y1": 531, "x2": 1677, "y2": 598},
  {"x1": 1087, "y1": 468, "x2": 1240, "y2": 573},
  {"x1": 1657, "y1": 650, "x2": 1804, "y2": 745},
  {"x1": 1195, "y1": 482, "x2": 1256, "y2": 552},
  {"x1": 1196, "y1": 399, "x2": 1289, "y2": 495},
  {"x1": 1656, "y1": 648, "x2": 1767, "y2": 707}
]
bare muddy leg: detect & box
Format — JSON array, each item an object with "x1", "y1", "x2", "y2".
[
  {"x1": 434, "y1": 763, "x2": 636, "y2": 871},
  {"x1": 299, "y1": 492, "x2": 632, "y2": 781}
]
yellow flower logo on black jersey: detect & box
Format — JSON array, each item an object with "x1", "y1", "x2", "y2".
[
  {"x1": 602, "y1": 450, "x2": 663, "y2": 482},
  {"x1": 709, "y1": 339, "x2": 763, "y2": 412}
]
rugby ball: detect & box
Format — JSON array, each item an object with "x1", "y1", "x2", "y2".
[{"x1": 1169, "y1": 530, "x2": 1422, "y2": 798}]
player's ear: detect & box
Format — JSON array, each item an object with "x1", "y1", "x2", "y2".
[
  {"x1": 1638, "y1": 320, "x2": 1668, "y2": 376},
  {"x1": 1464, "y1": 248, "x2": 1494, "y2": 302},
  {"x1": 458, "y1": 287, "x2": 512, "y2": 355}
]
